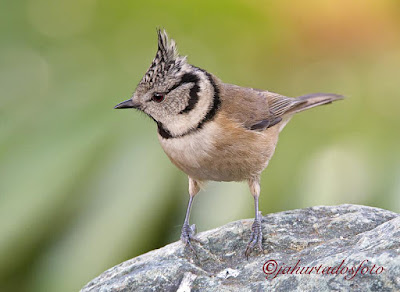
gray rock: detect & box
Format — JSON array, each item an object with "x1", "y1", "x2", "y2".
[{"x1": 81, "y1": 204, "x2": 400, "y2": 292}]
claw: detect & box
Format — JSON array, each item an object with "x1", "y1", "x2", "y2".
[
  {"x1": 245, "y1": 218, "x2": 263, "y2": 258},
  {"x1": 181, "y1": 223, "x2": 201, "y2": 256}
]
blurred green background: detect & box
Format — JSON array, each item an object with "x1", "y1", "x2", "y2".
[{"x1": 1, "y1": 0, "x2": 400, "y2": 291}]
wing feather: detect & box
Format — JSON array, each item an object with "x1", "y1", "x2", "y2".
[{"x1": 221, "y1": 84, "x2": 302, "y2": 131}]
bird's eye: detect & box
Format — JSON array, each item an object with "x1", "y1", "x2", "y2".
[{"x1": 152, "y1": 93, "x2": 165, "y2": 103}]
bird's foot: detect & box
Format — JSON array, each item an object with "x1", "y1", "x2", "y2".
[
  {"x1": 245, "y1": 217, "x2": 263, "y2": 258},
  {"x1": 181, "y1": 222, "x2": 201, "y2": 255}
]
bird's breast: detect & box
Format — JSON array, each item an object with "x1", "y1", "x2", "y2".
[{"x1": 158, "y1": 113, "x2": 279, "y2": 182}]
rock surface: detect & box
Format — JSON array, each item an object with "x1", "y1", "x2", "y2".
[{"x1": 81, "y1": 204, "x2": 400, "y2": 291}]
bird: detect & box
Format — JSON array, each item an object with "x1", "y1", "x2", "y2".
[{"x1": 114, "y1": 29, "x2": 343, "y2": 257}]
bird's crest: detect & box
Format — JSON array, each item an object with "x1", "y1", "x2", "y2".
[{"x1": 142, "y1": 29, "x2": 187, "y2": 85}]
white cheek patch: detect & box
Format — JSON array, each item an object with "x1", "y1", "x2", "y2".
[
  {"x1": 167, "y1": 83, "x2": 193, "y2": 112},
  {"x1": 163, "y1": 70, "x2": 214, "y2": 137}
]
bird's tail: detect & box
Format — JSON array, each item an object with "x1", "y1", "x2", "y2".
[{"x1": 287, "y1": 93, "x2": 344, "y2": 115}]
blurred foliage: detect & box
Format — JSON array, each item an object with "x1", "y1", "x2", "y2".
[{"x1": 1, "y1": 0, "x2": 400, "y2": 291}]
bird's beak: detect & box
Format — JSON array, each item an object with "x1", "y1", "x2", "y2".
[{"x1": 114, "y1": 99, "x2": 138, "y2": 109}]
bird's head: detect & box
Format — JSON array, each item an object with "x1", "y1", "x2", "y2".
[{"x1": 115, "y1": 29, "x2": 220, "y2": 139}]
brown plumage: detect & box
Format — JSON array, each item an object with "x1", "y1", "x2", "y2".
[
  {"x1": 115, "y1": 29, "x2": 344, "y2": 257},
  {"x1": 161, "y1": 75, "x2": 343, "y2": 183}
]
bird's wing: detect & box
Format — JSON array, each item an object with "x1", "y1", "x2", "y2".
[
  {"x1": 221, "y1": 84, "x2": 304, "y2": 131},
  {"x1": 265, "y1": 91, "x2": 306, "y2": 118}
]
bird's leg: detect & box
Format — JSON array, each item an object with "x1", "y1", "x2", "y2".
[
  {"x1": 245, "y1": 178, "x2": 263, "y2": 258},
  {"x1": 181, "y1": 177, "x2": 201, "y2": 253}
]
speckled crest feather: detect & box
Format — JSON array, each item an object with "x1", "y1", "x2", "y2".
[{"x1": 142, "y1": 29, "x2": 187, "y2": 85}]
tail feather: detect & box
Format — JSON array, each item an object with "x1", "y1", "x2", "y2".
[{"x1": 287, "y1": 93, "x2": 344, "y2": 115}]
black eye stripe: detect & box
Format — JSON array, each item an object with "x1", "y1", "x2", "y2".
[
  {"x1": 150, "y1": 73, "x2": 199, "y2": 104},
  {"x1": 179, "y1": 83, "x2": 199, "y2": 114},
  {"x1": 157, "y1": 68, "x2": 221, "y2": 140},
  {"x1": 168, "y1": 73, "x2": 199, "y2": 93}
]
